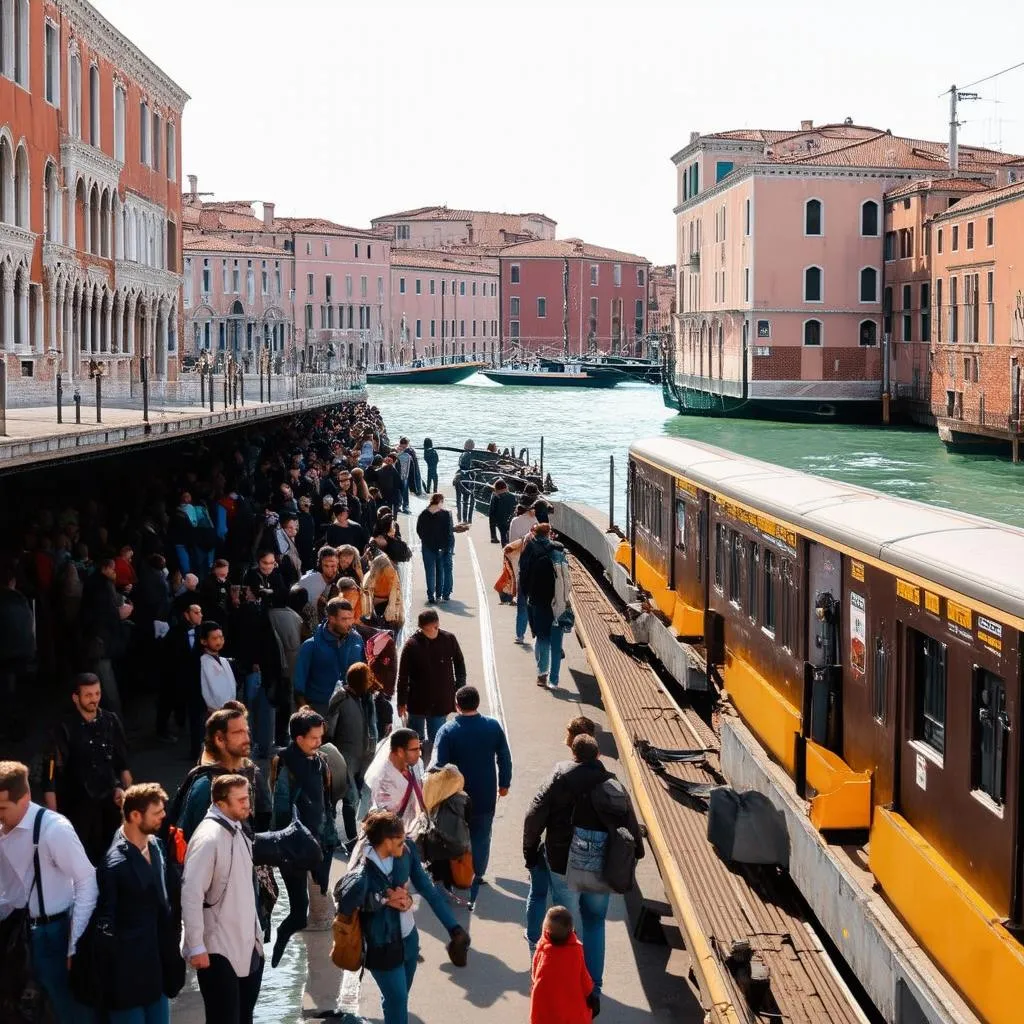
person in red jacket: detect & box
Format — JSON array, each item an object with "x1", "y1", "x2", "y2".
[{"x1": 530, "y1": 905, "x2": 599, "y2": 1022}]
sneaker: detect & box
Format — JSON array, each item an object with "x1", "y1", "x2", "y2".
[
  {"x1": 427, "y1": 595, "x2": 436, "y2": 604},
  {"x1": 514, "y1": 636, "x2": 525, "y2": 645},
  {"x1": 446, "y1": 926, "x2": 471, "y2": 967},
  {"x1": 536, "y1": 673, "x2": 548, "y2": 687}
]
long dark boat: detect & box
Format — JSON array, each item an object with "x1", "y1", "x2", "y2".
[
  {"x1": 580, "y1": 355, "x2": 662, "y2": 383},
  {"x1": 367, "y1": 360, "x2": 484, "y2": 385},
  {"x1": 481, "y1": 363, "x2": 619, "y2": 388}
]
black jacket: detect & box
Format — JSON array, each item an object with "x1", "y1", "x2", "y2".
[
  {"x1": 396, "y1": 628, "x2": 467, "y2": 716},
  {"x1": 81, "y1": 574, "x2": 127, "y2": 658},
  {"x1": 523, "y1": 759, "x2": 643, "y2": 875},
  {"x1": 488, "y1": 490, "x2": 517, "y2": 535},
  {"x1": 95, "y1": 831, "x2": 180, "y2": 1010},
  {"x1": 416, "y1": 507, "x2": 454, "y2": 553}
]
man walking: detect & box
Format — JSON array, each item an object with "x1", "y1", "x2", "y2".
[
  {"x1": 81, "y1": 556, "x2": 132, "y2": 715},
  {"x1": 44, "y1": 672, "x2": 133, "y2": 864},
  {"x1": 434, "y1": 685, "x2": 512, "y2": 908},
  {"x1": 523, "y1": 733, "x2": 644, "y2": 1006},
  {"x1": 488, "y1": 478, "x2": 517, "y2": 546},
  {"x1": 416, "y1": 493, "x2": 455, "y2": 604},
  {"x1": 293, "y1": 597, "x2": 365, "y2": 718},
  {"x1": 367, "y1": 727, "x2": 425, "y2": 830},
  {"x1": 456, "y1": 439, "x2": 476, "y2": 524},
  {"x1": 199, "y1": 621, "x2": 236, "y2": 715},
  {"x1": 0, "y1": 760, "x2": 99, "y2": 1024},
  {"x1": 397, "y1": 609, "x2": 466, "y2": 754},
  {"x1": 181, "y1": 774, "x2": 264, "y2": 1024},
  {"x1": 95, "y1": 783, "x2": 180, "y2": 1024},
  {"x1": 158, "y1": 601, "x2": 202, "y2": 748},
  {"x1": 396, "y1": 437, "x2": 414, "y2": 514},
  {"x1": 521, "y1": 523, "x2": 573, "y2": 688},
  {"x1": 507, "y1": 503, "x2": 538, "y2": 644}
]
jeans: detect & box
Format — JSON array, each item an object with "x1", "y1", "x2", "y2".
[
  {"x1": 196, "y1": 951, "x2": 263, "y2": 1024},
  {"x1": 243, "y1": 671, "x2": 276, "y2": 757},
  {"x1": 421, "y1": 548, "x2": 453, "y2": 601},
  {"x1": 515, "y1": 586, "x2": 529, "y2": 641},
  {"x1": 93, "y1": 656, "x2": 122, "y2": 716},
  {"x1": 534, "y1": 626, "x2": 565, "y2": 685},
  {"x1": 468, "y1": 812, "x2": 494, "y2": 902},
  {"x1": 109, "y1": 996, "x2": 170, "y2": 1024},
  {"x1": 341, "y1": 771, "x2": 365, "y2": 841},
  {"x1": 31, "y1": 916, "x2": 95, "y2": 1024},
  {"x1": 548, "y1": 872, "x2": 610, "y2": 994},
  {"x1": 369, "y1": 928, "x2": 420, "y2": 1024},
  {"x1": 399, "y1": 478, "x2": 410, "y2": 511},
  {"x1": 425, "y1": 468, "x2": 438, "y2": 493},
  {"x1": 274, "y1": 867, "x2": 311, "y2": 957},
  {"x1": 457, "y1": 478, "x2": 474, "y2": 523},
  {"x1": 525, "y1": 854, "x2": 551, "y2": 952},
  {"x1": 407, "y1": 713, "x2": 448, "y2": 755}
]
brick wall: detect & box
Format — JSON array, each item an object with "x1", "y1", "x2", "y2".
[
  {"x1": 930, "y1": 344, "x2": 1024, "y2": 427},
  {"x1": 752, "y1": 347, "x2": 801, "y2": 380}
]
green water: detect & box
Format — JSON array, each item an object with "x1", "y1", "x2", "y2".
[{"x1": 367, "y1": 377, "x2": 1024, "y2": 528}]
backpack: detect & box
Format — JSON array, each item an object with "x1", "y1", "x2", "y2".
[
  {"x1": 330, "y1": 909, "x2": 363, "y2": 971},
  {"x1": 590, "y1": 777, "x2": 642, "y2": 895},
  {"x1": 161, "y1": 764, "x2": 224, "y2": 866}
]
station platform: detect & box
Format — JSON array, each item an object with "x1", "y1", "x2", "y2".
[{"x1": 129, "y1": 500, "x2": 692, "y2": 1023}]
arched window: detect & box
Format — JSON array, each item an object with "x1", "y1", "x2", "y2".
[
  {"x1": 69, "y1": 53, "x2": 82, "y2": 139},
  {"x1": 805, "y1": 199, "x2": 822, "y2": 236},
  {"x1": 43, "y1": 161, "x2": 59, "y2": 242},
  {"x1": 13, "y1": 144, "x2": 29, "y2": 229},
  {"x1": 804, "y1": 266, "x2": 823, "y2": 302},
  {"x1": 803, "y1": 319, "x2": 822, "y2": 347},
  {"x1": 859, "y1": 320, "x2": 877, "y2": 347},
  {"x1": 860, "y1": 267, "x2": 878, "y2": 303},
  {"x1": 0, "y1": 136, "x2": 13, "y2": 224},
  {"x1": 89, "y1": 65, "x2": 101, "y2": 148},
  {"x1": 114, "y1": 85, "x2": 126, "y2": 162},
  {"x1": 861, "y1": 200, "x2": 879, "y2": 237}
]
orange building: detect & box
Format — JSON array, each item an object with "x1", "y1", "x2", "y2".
[{"x1": 0, "y1": 0, "x2": 188, "y2": 388}]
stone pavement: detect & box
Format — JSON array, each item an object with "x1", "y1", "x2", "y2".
[{"x1": 132, "y1": 502, "x2": 697, "y2": 1023}]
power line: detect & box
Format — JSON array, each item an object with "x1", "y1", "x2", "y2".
[{"x1": 961, "y1": 59, "x2": 1024, "y2": 91}]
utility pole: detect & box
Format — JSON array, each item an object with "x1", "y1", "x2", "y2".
[{"x1": 946, "y1": 84, "x2": 979, "y2": 175}]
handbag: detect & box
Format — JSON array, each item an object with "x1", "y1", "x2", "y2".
[
  {"x1": 330, "y1": 909, "x2": 363, "y2": 971},
  {"x1": 253, "y1": 807, "x2": 323, "y2": 873},
  {"x1": 0, "y1": 909, "x2": 43, "y2": 1023},
  {"x1": 449, "y1": 849, "x2": 474, "y2": 890}
]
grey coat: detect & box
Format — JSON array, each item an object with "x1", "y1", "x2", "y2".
[{"x1": 326, "y1": 685, "x2": 377, "y2": 780}]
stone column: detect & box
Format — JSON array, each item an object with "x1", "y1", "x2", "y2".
[
  {"x1": 158, "y1": 305, "x2": 169, "y2": 378},
  {"x1": 16, "y1": 275, "x2": 29, "y2": 349},
  {"x1": 112, "y1": 295, "x2": 120, "y2": 354},
  {"x1": 126, "y1": 296, "x2": 136, "y2": 358},
  {"x1": 84, "y1": 194, "x2": 92, "y2": 255},
  {"x1": 51, "y1": 279, "x2": 61, "y2": 353},
  {"x1": 103, "y1": 295, "x2": 112, "y2": 353},
  {"x1": 2, "y1": 270, "x2": 14, "y2": 351},
  {"x1": 84, "y1": 295, "x2": 93, "y2": 354}
]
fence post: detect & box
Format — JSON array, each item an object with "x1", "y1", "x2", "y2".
[
  {"x1": 208, "y1": 368, "x2": 214, "y2": 412},
  {"x1": 609, "y1": 454, "x2": 615, "y2": 530},
  {"x1": 239, "y1": 370, "x2": 245, "y2": 407},
  {"x1": 200, "y1": 367, "x2": 206, "y2": 407},
  {"x1": 141, "y1": 356, "x2": 149, "y2": 423},
  {"x1": 95, "y1": 371, "x2": 102, "y2": 423},
  {"x1": 56, "y1": 372, "x2": 63, "y2": 425},
  {"x1": 223, "y1": 374, "x2": 228, "y2": 410},
  {"x1": 74, "y1": 387, "x2": 81, "y2": 423}
]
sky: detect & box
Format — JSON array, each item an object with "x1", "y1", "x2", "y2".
[{"x1": 93, "y1": 0, "x2": 1024, "y2": 265}]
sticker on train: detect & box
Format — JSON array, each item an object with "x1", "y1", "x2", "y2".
[
  {"x1": 978, "y1": 616, "x2": 1004, "y2": 653},
  {"x1": 946, "y1": 599, "x2": 973, "y2": 642},
  {"x1": 675, "y1": 477, "x2": 699, "y2": 498},
  {"x1": 924, "y1": 591, "x2": 940, "y2": 616},
  {"x1": 850, "y1": 593, "x2": 866, "y2": 676},
  {"x1": 717, "y1": 500, "x2": 797, "y2": 553},
  {"x1": 850, "y1": 560, "x2": 865, "y2": 582},
  {"x1": 896, "y1": 579, "x2": 920, "y2": 606},
  {"x1": 915, "y1": 753, "x2": 927, "y2": 791}
]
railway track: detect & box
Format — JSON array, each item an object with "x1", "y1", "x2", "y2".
[{"x1": 568, "y1": 555, "x2": 868, "y2": 1024}]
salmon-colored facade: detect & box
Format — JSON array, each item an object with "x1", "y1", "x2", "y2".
[{"x1": 0, "y1": 0, "x2": 187, "y2": 387}]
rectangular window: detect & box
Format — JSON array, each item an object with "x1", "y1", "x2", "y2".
[
  {"x1": 613, "y1": 264, "x2": 622, "y2": 287},
  {"x1": 399, "y1": 278, "x2": 406, "y2": 294},
  {"x1": 715, "y1": 524, "x2": 727, "y2": 589},
  {"x1": 354, "y1": 244, "x2": 360, "y2": 258},
  {"x1": 872, "y1": 638, "x2": 887, "y2": 723},
  {"x1": 763, "y1": 550, "x2": 777, "y2": 635},
  {"x1": 950, "y1": 277, "x2": 959, "y2": 343},
  {"x1": 637, "y1": 267, "x2": 645, "y2": 286},
  {"x1": 472, "y1": 281, "x2": 477, "y2": 296},
  {"x1": 509, "y1": 320, "x2": 520, "y2": 338},
  {"x1": 166, "y1": 123, "x2": 175, "y2": 180},
  {"x1": 430, "y1": 320, "x2": 436, "y2": 338},
  {"x1": 231, "y1": 265, "x2": 240, "y2": 293},
  {"x1": 429, "y1": 279, "x2": 435, "y2": 295},
  {"x1": 360, "y1": 276, "x2": 367, "y2": 298},
  {"x1": 472, "y1": 321, "x2": 476, "y2": 337},
  {"x1": 937, "y1": 228, "x2": 943, "y2": 254},
  {"x1": 747, "y1": 541, "x2": 758, "y2": 620},
  {"x1": 973, "y1": 668, "x2": 1008, "y2": 806},
  {"x1": 44, "y1": 22, "x2": 59, "y2": 105},
  {"x1": 510, "y1": 297, "x2": 520, "y2": 317},
  {"x1": 510, "y1": 264, "x2": 520, "y2": 284},
  {"x1": 345, "y1": 275, "x2": 353, "y2": 298},
  {"x1": 304, "y1": 304, "x2": 313, "y2": 330},
  {"x1": 459, "y1": 281, "x2": 465, "y2": 296},
  {"x1": 884, "y1": 231, "x2": 895, "y2": 262},
  {"x1": 415, "y1": 279, "x2": 422, "y2": 295},
  {"x1": 325, "y1": 275, "x2": 333, "y2": 301},
  {"x1": 921, "y1": 283, "x2": 931, "y2": 342},
  {"x1": 201, "y1": 259, "x2": 210, "y2": 294},
  {"x1": 590, "y1": 264, "x2": 599, "y2": 285},
  {"x1": 378, "y1": 276, "x2": 384, "y2": 300},
  {"x1": 715, "y1": 160, "x2": 734, "y2": 183},
  {"x1": 222, "y1": 260, "x2": 228, "y2": 292},
  {"x1": 415, "y1": 319, "x2": 422, "y2": 339},
  {"x1": 952, "y1": 225, "x2": 959, "y2": 251},
  {"x1": 307, "y1": 273, "x2": 314, "y2": 296},
  {"x1": 459, "y1": 320, "x2": 465, "y2": 337},
  {"x1": 537, "y1": 297, "x2": 546, "y2": 318},
  {"x1": 114, "y1": 86, "x2": 125, "y2": 161},
  {"x1": 986, "y1": 217, "x2": 994, "y2": 246},
  {"x1": 367, "y1": 245, "x2": 372, "y2": 259},
  {"x1": 967, "y1": 222, "x2": 975, "y2": 249},
  {"x1": 274, "y1": 266, "x2": 281, "y2": 294},
  {"x1": 140, "y1": 102, "x2": 150, "y2": 164},
  {"x1": 152, "y1": 112, "x2": 161, "y2": 171},
  {"x1": 727, "y1": 530, "x2": 740, "y2": 604},
  {"x1": 744, "y1": 267, "x2": 750, "y2": 302},
  {"x1": 246, "y1": 268, "x2": 254, "y2": 303},
  {"x1": 441, "y1": 281, "x2": 446, "y2": 296},
  {"x1": 912, "y1": 630, "x2": 947, "y2": 756},
  {"x1": 745, "y1": 198, "x2": 751, "y2": 236}
]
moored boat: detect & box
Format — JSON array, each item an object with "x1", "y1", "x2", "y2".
[
  {"x1": 481, "y1": 362, "x2": 619, "y2": 388},
  {"x1": 367, "y1": 360, "x2": 484, "y2": 385}
]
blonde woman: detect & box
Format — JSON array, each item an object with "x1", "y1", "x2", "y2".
[
  {"x1": 335, "y1": 544, "x2": 364, "y2": 584},
  {"x1": 362, "y1": 554, "x2": 404, "y2": 628},
  {"x1": 421, "y1": 764, "x2": 472, "y2": 894}
]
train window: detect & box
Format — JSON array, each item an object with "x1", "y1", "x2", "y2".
[
  {"x1": 911, "y1": 630, "x2": 947, "y2": 757},
  {"x1": 747, "y1": 541, "x2": 759, "y2": 621},
  {"x1": 714, "y1": 523, "x2": 725, "y2": 590},
  {"x1": 675, "y1": 500, "x2": 686, "y2": 551},
  {"x1": 972, "y1": 668, "x2": 1008, "y2": 807},
  {"x1": 763, "y1": 550, "x2": 777, "y2": 635},
  {"x1": 728, "y1": 530, "x2": 741, "y2": 605},
  {"x1": 696, "y1": 508, "x2": 706, "y2": 582},
  {"x1": 872, "y1": 637, "x2": 887, "y2": 723}
]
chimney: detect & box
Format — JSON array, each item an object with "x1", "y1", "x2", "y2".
[
  {"x1": 800, "y1": 119, "x2": 813, "y2": 130},
  {"x1": 689, "y1": 131, "x2": 700, "y2": 145},
  {"x1": 263, "y1": 202, "x2": 275, "y2": 229},
  {"x1": 187, "y1": 174, "x2": 198, "y2": 196}
]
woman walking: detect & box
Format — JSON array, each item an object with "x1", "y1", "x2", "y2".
[
  {"x1": 422, "y1": 439, "x2": 439, "y2": 494},
  {"x1": 415, "y1": 494, "x2": 455, "y2": 604},
  {"x1": 326, "y1": 662, "x2": 379, "y2": 842},
  {"x1": 361, "y1": 554, "x2": 405, "y2": 628},
  {"x1": 336, "y1": 811, "x2": 470, "y2": 1024}
]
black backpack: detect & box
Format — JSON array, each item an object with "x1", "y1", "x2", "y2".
[{"x1": 590, "y1": 777, "x2": 643, "y2": 895}]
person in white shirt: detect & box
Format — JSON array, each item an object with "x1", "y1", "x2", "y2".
[
  {"x1": 0, "y1": 760, "x2": 98, "y2": 1024},
  {"x1": 506, "y1": 505, "x2": 538, "y2": 643},
  {"x1": 181, "y1": 773, "x2": 263, "y2": 1024},
  {"x1": 365, "y1": 728, "x2": 425, "y2": 831},
  {"x1": 199, "y1": 621, "x2": 236, "y2": 713}
]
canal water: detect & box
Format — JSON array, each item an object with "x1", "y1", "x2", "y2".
[{"x1": 368, "y1": 375, "x2": 1024, "y2": 528}]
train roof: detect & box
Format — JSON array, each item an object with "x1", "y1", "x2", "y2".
[{"x1": 630, "y1": 437, "x2": 1024, "y2": 623}]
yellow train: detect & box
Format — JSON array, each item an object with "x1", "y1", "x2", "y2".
[{"x1": 618, "y1": 437, "x2": 1024, "y2": 1024}]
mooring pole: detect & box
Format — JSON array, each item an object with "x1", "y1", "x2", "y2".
[
  {"x1": 95, "y1": 372, "x2": 102, "y2": 423},
  {"x1": 208, "y1": 367, "x2": 214, "y2": 413},
  {"x1": 56, "y1": 372, "x2": 63, "y2": 424},
  {"x1": 609, "y1": 454, "x2": 615, "y2": 530},
  {"x1": 539, "y1": 435, "x2": 544, "y2": 478},
  {"x1": 141, "y1": 356, "x2": 149, "y2": 423}
]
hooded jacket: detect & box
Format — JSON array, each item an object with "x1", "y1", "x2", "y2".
[
  {"x1": 530, "y1": 932, "x2": 593, "y2": 1024},
  {"x1": 293, "y1": 623, "x2": 365, "y2": 706},
  {"x1": 326, "y1": 683, "x2": 378, "y2": 779},
  {"x1": 522, "y1": 537, "x2": 571, "y2": 637}
]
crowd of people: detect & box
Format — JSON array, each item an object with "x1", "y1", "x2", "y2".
[{"x1": 0, "y1": 403, "x2": 645, "y2": 1024}]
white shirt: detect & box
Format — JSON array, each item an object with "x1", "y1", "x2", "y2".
[
  {"x1": 367, "y1": 756, "x2": 425, "y2": 831},
  {"x1": 0, "y1": 803, "x2": 98, "y2": 954},
  {"x1": 200, "y1": 653, "x2": 236, "y2": 710}
]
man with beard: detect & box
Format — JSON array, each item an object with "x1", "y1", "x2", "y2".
[
  {"x1": 176, "y1": 707, "x2": 272, "y2": 841},
  {"x1": 293, "y1": 545, "x2": 341, "y2": 638},
  {"x1": 44, "y1": 672, "x2": 133, "y2": 864},
  {"x1": 293, "y1": 598, "x2": 364, "y2": 719}
]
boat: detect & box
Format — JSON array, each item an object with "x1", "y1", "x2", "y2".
[
  {"x1": 366, "y1": 359, "x2": 485, "y2": 385},
  {"x1": 578, "y1": 355, "x2": 662, "y2": 384},
  {"x1": 481, "y1": 362, "x2": 619, "y2": 388}
]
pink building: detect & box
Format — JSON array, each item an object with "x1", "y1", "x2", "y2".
[
  {"x1": 669, "y1": 121, "x2": 1024, "y2": 420},
  {"x1": 182, "y1": 182, "x2": 391, "y2": 369},
  {"x1": 372, "y1": 205, "x2": 555, "y2": 250},
  {"x1": 389, "y1": 250, "x2": 499, "y2": 364}
]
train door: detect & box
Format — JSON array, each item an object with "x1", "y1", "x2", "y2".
[{"x1": 807, "y1": 542, "x2": 842, "y2": 751}]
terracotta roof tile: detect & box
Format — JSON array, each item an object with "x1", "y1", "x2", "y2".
[
  {"x1": 931, "y1": 178, "x2": 1024, "y2": 219},
  {"x1": 272, "y1": 217, "x2": 386, "y2": 239},
  {"x1": 373, "y1": 205, "x2": 556, "y2": 225},
  {"x1": 884, "y1": 177, "x2": 990, "y2": 200},
  {"x1": 499, "y1": 238, "x2": 648, "y2": 263},
  {"x1": 182, "y1": 232, "x2": 288, "y2": 256},
  {"x1": 390, "y1": 250, "x2": 498, "y2": 274}
]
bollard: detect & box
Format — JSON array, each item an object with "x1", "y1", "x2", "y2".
[
  {"x1": 95, "y1": 372, "x2": 102, "y2": 423},
  {"x1": 223, "y1": 375, "x2": 228, "y2": 410},
  {"x1": 208, "y1": 367, "x2": 214, "y2": 412},
  {"x1": 239, "y1": 370, "x2": 245, "y2": 407},
  {"x1": 74, "y1": 389, "x2": 82, "y2": 424},
  {"x1": 141, "y1": 356, "x2": 149, "y2": 423},
  {"x1": 259, "y1": 367, "x2": 264, "y2": 403},
  {"x1": 56, "y1": 372, "x2": 63, "y2": 424}
]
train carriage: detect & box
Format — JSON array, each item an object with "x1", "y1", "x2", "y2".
[{"x1": 621, "y1": 437, "x2": 1024, "y2": 1024}]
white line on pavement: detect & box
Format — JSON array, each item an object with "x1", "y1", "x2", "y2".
[{"x1": 467, "y1": 532, "x2": 509, "y2": 738}]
